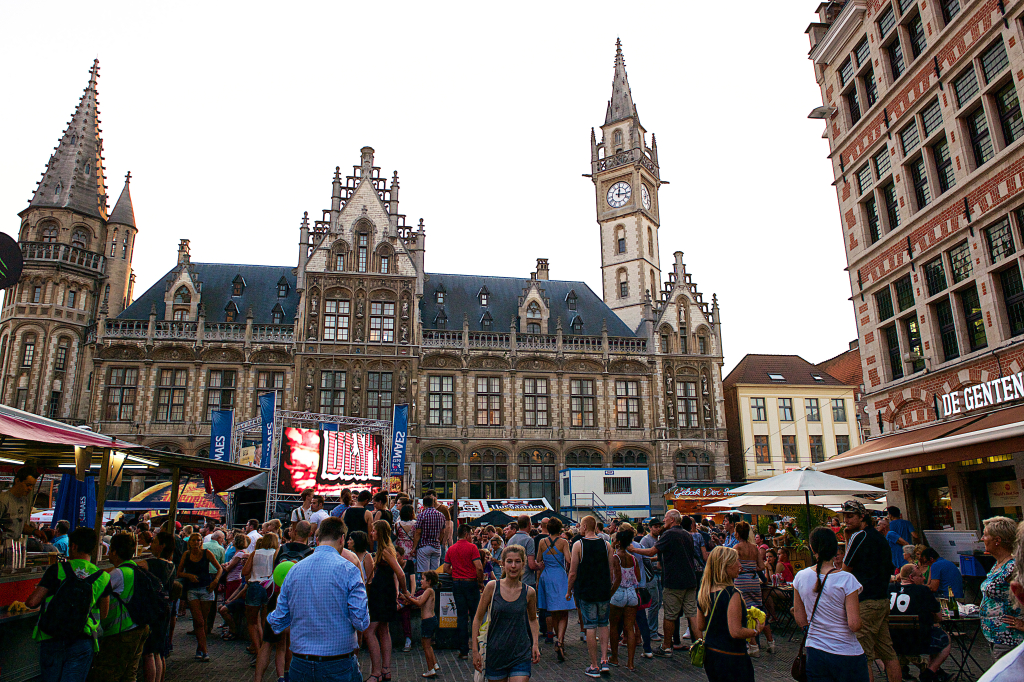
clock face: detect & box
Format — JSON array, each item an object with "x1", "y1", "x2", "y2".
[
  {"x1": 641, "y1": 185, "x2": 651, "y2": 210},
  {"x1": 607, "y1": 181, "x2": 632, "y2": 208}
]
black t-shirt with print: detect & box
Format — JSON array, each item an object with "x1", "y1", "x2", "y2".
[{"x1": 844, "y1": 527, "x2": 894, "y2": 601}]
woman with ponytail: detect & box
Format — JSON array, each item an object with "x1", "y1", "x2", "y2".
[
  {"x1": 694, "y1": 546, "x2": 762, "y2": 682},
  {"x1": 793, "y1": 527, "x2": 867, "y2": 682}
]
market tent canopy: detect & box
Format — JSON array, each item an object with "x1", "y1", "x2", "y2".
[
  {"x1": 817, "y1": 404, "x2": 1024, "y2": 478},
  {"x1": 706, "y1": 494, "x2": 883, "y2": 515},
  {"x1": 226, "y1": 471, "x2": 268, "y2": 491},
  {"x1": 531, "y1": 510, "x2": 574, "y2": 526},
  {"x1": 727, "y1": 468, "x2": 885, "y2": 497},
  {"x1": 469, "y1": 510, "x2": 516, "y2": 527},
  {"x1": 0, "y1": 403, "x2": 141, "y2": 455}
]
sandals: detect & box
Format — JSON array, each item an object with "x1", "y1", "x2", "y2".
[
  {"x1": 556, "y1": 641, "x2": 565, "y2": 663},
  {"x1": 221, "y1": 632, "x2": 236, "y2": 641},
  {"x1": 382, "y1": 669, "x2": 392, "y2": 682},
  {"x1": 365, "y1": 677, "x2": 380, "y2": 682}
]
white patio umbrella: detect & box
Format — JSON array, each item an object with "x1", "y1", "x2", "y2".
[
  {"x1": 706, "y1": 493, "x2": 873, "y2": 514},
  {"x1": 725, "y1": 467, "x2": 885, "y2": 531}
]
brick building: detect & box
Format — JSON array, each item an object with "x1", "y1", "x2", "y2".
[
  {"x1": 806, "y1": 0, "x2": 1024, "y2": 530},
  {"x1": 1, "y1": 45, "x2": 731, "y2": 515}
]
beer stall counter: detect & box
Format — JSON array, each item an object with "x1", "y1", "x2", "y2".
[{"x1": 0, "y1": 404, "x2": 262, "y2": 682}]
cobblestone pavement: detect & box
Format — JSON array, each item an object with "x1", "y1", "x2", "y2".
[{"x1": 164, "y1": 612, "x2": 991, "y2": 682}]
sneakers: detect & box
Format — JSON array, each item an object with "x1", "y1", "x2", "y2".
[
  {"x1": 652, "y1": 648, "x2": 673, "y2": 658},
  {"x1": 404, "y1": 638, "x2": 413, "y2": 652},
  {"x1": 422, "y1": 671, "x2": 437, "y2": 679},
  {"x1": 600, "y1": 660, "x2": 611, "y2": 673},
  {"x1": 580, "y1": 632, "x2": 587, "y2": 642},
  {"x1": 585, "y1": 666, "x2": 602, "y2": 678},
  {"x1": 642, "y1": 651, "x2": 654, "y2": 659},
  {"x1": 766, "y1": 640, "x2": 776, "y2": 654},
  {"x1": 194, "y1": 648, "x2": 204, "y2": 661}
]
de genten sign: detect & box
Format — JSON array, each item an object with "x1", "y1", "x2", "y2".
[{"x1": 940, "y1": 372, "x2": 1024, "y2": 416}]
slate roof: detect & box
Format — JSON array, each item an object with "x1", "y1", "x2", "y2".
[
  {"x1": 120, "y1": 263, "x2": 297, "y2": 324},
  {"x1": 27, "y1": 60, "x2": 109, "y2": 220},
  {"x1": 421, "y1": 273, "x2": 635, "y2": 337},
  {"x1": 723, "y1": 354, "x2": 848, "y2": 388},
  {"x1": 108, "y1": 176, "x2": 136, "y2": 227},
  {"x1": 605, "y1": 39, "x2": 638, "y2": 126}
]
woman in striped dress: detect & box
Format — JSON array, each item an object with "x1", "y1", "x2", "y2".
[{"x1": 734, "y1": 521, "x2": 776, "y2": 657}]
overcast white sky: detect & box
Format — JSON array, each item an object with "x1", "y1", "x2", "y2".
[{"x1": 0, "y1": 2, "x2": 851, "y2": 374}]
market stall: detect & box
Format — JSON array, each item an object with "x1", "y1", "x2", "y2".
[{"x1": 0, "y1": 404, "x2": 262, "y2": 682}]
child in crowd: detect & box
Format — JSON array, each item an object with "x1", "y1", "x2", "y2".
[
  {"x1": 482, "y1": 549, "x2": 498, "y2": 582},
  {"x1": 403, "y1": 570, "x2": 439, "y2": 678}
]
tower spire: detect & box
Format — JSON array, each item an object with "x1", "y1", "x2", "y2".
[
  {"x1": 108, "y1": 170, "x2": 136, "y2": 227},
  {"x1": 27, "y1": 59, "x2": 109, "y2": 219},
  {"x1": 605, "y1": 39, "x2": 638, "y2": 126}
]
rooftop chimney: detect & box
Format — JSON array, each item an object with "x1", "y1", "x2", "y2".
[
  {"x1": 178, "y1": 239, "x2": 191, "y2": 265},
  {"x1": 536, "y1": 258, "x2": 549, "y2": 280}
]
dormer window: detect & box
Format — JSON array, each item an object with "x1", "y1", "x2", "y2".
[
  {"x1": 478, "y1": 287, "x2": 490, "y2": 307},
  {"x1": 435, "y1": 310, "x2": 448, "y2": 330},
  {"x1": 232, "y1": 275, "x2": 245, "y2": 296},
  {"x1": 571, "y1": 315, "x2": 584, "y2": 333},
  {"x1": 481, "y1": 312, "x2": 493, "y2": 331},
  {"x1": 173, "y1": 309, "x2": 188, "y2": 321},
  {"x1": 566, "y1": 290, "x2": 578, "y2": 311},
  {"x1": 767, "y1": 373, "x2": 785, "y2": 382},
  {"x1": 435, "y1": 283, "x2": 446, "y2": 305},
  {"x1": 526, "y1": 302, "x2": 542, "y2": 334},
  {"x1": 277, "y1": 277, "x2": 289, "y2": 297},
  {"x1": 174, "y1": 286, "x2": 191, "y2": 304},
  {"x1": 225, "y1": 302, "x2": 238, "y2": 323},
  {"x1": 272, "y1": 303, "x2": 284, "y2": 324},
  {"x1": 811, "y1": 373, "x2": 825, "y2": 383}
]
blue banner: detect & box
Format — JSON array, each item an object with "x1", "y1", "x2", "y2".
[
  {"x1": 259, "y1": 392, "x2": 276, "y2": 469},
  {"x1": 210, "y1": 410, "x2": 233, "y2": 462},
  {"x1": 390, "y1": 404, "x2": 409, "y2": 477},
  {"x1": 319, "y1": 423, "x2": 339, "y2": 432},
  {"x1": 52, "y1": 473, "x2": 96, "y2": 532}
]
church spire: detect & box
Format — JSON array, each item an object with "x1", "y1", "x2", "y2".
[
  {"x1": 604, "y1": 38, "x2": 638, "y2": 126},
  {"x1": 108, "y1": 171, "x2": 136, "y2": 227},
  {"x1": 27, "y1": 59, "x2": 109, "y2": 220}
]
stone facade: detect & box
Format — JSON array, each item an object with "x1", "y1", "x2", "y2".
[{"x1": 2, "y1": 45, "x2": 730, "y2": 510}]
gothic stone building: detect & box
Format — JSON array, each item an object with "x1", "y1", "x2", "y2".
[{"x1": 2, "y1": 46, "x2": 729, "y2": 512}]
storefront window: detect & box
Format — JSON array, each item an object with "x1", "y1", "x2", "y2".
[{"x1": 911, "y1": 475, "x2": 954, "y2": 531}]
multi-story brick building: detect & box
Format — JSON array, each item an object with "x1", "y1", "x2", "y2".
[
  {"x1": 2, "y1": 45, "x2": 732, "y2": 515},
  {"x1": 807, "y1": 1, "x2": 1024, "y2": 529}
]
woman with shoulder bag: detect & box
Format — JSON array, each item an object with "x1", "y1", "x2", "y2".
[
  {"x1": 792, "y1": 527, "x2": 866, "y2": 682},
  {"x1": 695, "y1": 546, "x2": 762, "y2": 682}
]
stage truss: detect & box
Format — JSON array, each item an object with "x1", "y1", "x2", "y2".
[{"x1": 230, "y1": 409, "x2": 393, "y2": 517}]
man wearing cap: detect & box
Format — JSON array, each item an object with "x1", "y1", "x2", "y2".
[{"x1": 841, "y1": 500, "x2": 901, "y2": 682}]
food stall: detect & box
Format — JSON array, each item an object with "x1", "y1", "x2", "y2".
[{"x1": 0, "y1": 404, "x2": 262, "y2": 682}]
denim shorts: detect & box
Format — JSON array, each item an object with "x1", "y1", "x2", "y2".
[
  {"x1": 486, "y1": 659, "x2": 531, "y2": 680},
  {"x1": 187, "y1": 587, "x2": 215, "y2": 602},
  {"x1": 245, "y1": 581, "x2": 270, "y2": 607},
  {"x1": 928, "y1": 626, "x2": 950, "y2": 654},
  {"x1": 610, "y1": 586, "x2": 638, "y2": 608},
  {"x1": 578, "y1": 599, "x2": 610, "y2": 629},
  {"x1": 806, "y1": 647, "x2": 869, "y2": 682}
]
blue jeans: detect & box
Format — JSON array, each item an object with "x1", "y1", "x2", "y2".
[
  {"x1": 40, "y1": 637, "x2": 94, "y2": 682},
  {"x1": 635, "y1": 606, "x2": 652, "y2": 653},
  {"x1": 806, "y1": 647, "x2": 870, "y2": 682},
  {"x1": 453, "y1": 580, "x2": 481, "y2": 656},
  {"x1": 290, "y1": 655, "x2": 361, "y2": 682},
  {"x1": 646, "y1": 574, "x2": 662, "y2": 635}
]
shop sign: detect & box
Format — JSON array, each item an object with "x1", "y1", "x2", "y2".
[
  {"x1": 940, "y1": 373, "x2": 1024, "y2": 416},
  {"x1": 987, "y1": 480, "x2": 1022, "y2": 508},
  {"x1": 664, "y1": 484, "x2": 740, "y2": 500},
  {"x1": 765, "y1": 503, "x2": 838, "y2": 517}
]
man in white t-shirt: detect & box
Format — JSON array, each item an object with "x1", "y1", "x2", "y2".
[
  {"x1": 245, "y1": 518, "x2": 263, "y2": 546},
  {"x1": 979, "y1": 524, "x2": 1024, "y2": 682},
  {"x1": 308, "y1": 495, "x2": 329, "y2": 532},
  {"x1": 290, "y1": 488, "x2": 314, "y2": 526}
]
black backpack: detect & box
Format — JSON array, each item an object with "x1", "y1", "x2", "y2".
[
  {"x1": 276, "y1": 542, "x2": 313, "y2": 566},
  {"x1": 37, "y1": 560, "x2": 104, "y2": 640},
  {"x1": 113, "y1": 562, "x2": 171, "y2": 627}
]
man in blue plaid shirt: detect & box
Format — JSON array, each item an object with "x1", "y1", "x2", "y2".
[
  {"x1": 268, "y1": 516, "x2": 369, "y2": 682},
  {"x1": 413, "y1": 493, "x2": 446, "y2": 573}
]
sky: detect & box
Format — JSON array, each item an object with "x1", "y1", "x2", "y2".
[{"x1": 0, "y1": 2, "x2": 852, "y2": 374}]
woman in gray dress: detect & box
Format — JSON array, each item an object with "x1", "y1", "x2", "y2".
[{"x1": 472, "y1": 544, "x2": 542, "y2": 682}]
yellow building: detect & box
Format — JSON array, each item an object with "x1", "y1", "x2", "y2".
[{"x1": 724, "y1": 355, "x2": 861, "y2": 481}]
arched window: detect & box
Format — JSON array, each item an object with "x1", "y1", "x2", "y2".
[
  {"x1": 122, "y1": 233, "x2": 129, "y2": 259},
  {"x1": 378, "y1": 248, "x2": 392, "y2": 274},
  {"x1": 332, "y1": 248, "x2": 347, "y2": 271},
  {"x1": 565, "y1": 448, "x2": 603, "y2": 467},
  {"x1": 675, "y1": 451, "x2": 711, "y2": 481},
  {"x1": 613, "y1": 449, "x2": 649, "y2": 466},
  {"x1": 174, "y1": 287, "x2": 191, "y2": 304},
  {"x1": 526, "y1": 302, "x2": 541, "y2": 334},
  {"x1": 648, "y1": 227, "x2": 654, "y2": 256},
  {"x1": 518, "y1": 449, "x2": 556, "y2": 502},
  {"x1": 0, "y1": 336, "x2": 7, "y2": 373},
  {"x1": 71, "y1": 229, "x2": 88, "y2": 249},
  {"x1": 421, "y1": 447, "x2": 459, "y2": 498},
  {"x1": 55, "y1": 337, "x2": 70, "y2": 372},
  {"x1": 21, "y1": 334, "x2": 36, "y2": 367},
  {"x1": 470, "y1": 448, "x2": 508, "y2": 498},
  {"x1": 651, "y1": 269, "x2": 657, "y2": 295},
  {"x1": 698, "y1": 334, "x2": 708, "y2": 355},
  {"x1": 110, "y1": 230, "x2": 117, "y2": 257},
  {"x1": 618, "y1": 270, "x2": 629, "y2": 299},
  {"x1": 41, "y1": 224, "x2": 58, "y2": 243},
  {"x1": 357, "y1": 233, "x2": 369, "y2": 273},
  {"x1": 614, "y1": 129, "x2": 623, "y2": 146},
  {"x1": 66, "y1": 290, "x2": 77, "y2": 309},
  {"x1": 153, "y1": 443, "x2": 184, "y2": 455},
  {"x1": 616, "y1": 226, "x2": 626, "y2": 254}
]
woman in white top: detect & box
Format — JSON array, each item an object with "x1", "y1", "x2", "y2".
[{"x1": 793, "y1": 527, "x2": 867, "y2": 682}]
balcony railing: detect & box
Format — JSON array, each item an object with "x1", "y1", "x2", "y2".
[
  {"x1": 205, "y1": 323, "x2": 246, "y2": 341},
  {"x1": 22, "y1": 242, "x2": 105, "y2": 274},
  {"x1": 97, "y1": 319, "x2": 294, "y2": 344},
  {"x1": 104, "y1": 319, "x2": 148, "y2": 339},
  {"x1": 154, "y1": 321, "x2": 198, "y2": 340},
  {"x1": 420, "y1": 330, "x2": 647, "y2": 354}
]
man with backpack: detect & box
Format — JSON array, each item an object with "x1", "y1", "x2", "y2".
[
  {"x1": 88, "y1": 533, "x2": 160, "y2": 682},
  {"x1": 278, "y1": 520, "x2": 315, "y2": 564},
  {"x1": 25, "y1": 527, "x2": 110, "y2": 682}
]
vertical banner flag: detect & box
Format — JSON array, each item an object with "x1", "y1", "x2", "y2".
[
  {"x1": 210, "y1": 410, "x2": 233, "y2": 462},
  {"x1": 391, "y1": 404, "x2": 409, "y2": 480},
  {"x1": 259, "y1": 391, "x2": 276, "y2": 469}
]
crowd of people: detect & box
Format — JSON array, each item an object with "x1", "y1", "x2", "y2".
[{"x1": 11, "y1": 476, "x2": 1024, "y2": 682}]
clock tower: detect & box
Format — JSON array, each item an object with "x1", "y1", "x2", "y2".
[{"x1": 591, "y1": 40, "x2": 662, "y2": 332}]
